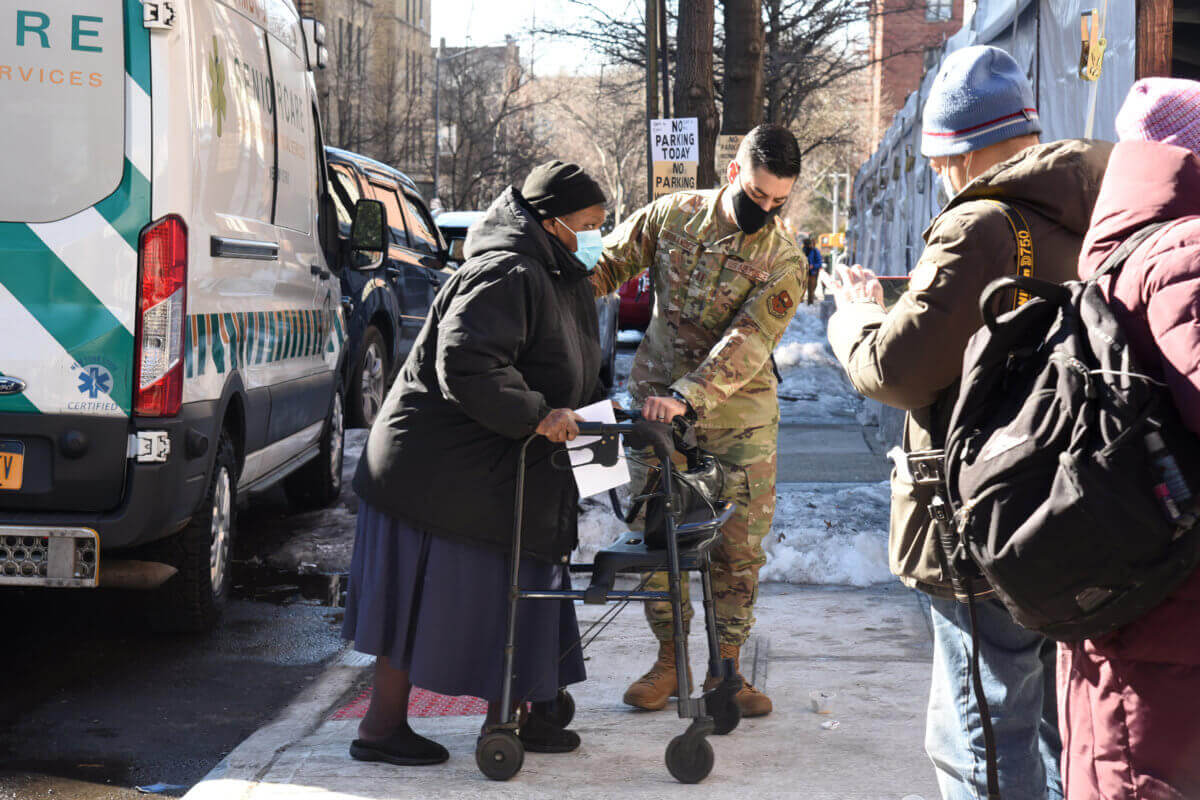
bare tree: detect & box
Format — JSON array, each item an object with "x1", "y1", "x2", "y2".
[
  {"x1": 723, "y1": 0, "x2": 765, "y2": 134},
  {"x1": 674, "y1": 0, "x2": 719, "y2": 188},
  {"x1": 537, "y1": 69, "x2": 647, "y2": 224},
  {"x1": 320, "y1": 0, "x2": 375, "y2": 152},
  {"x1": 537, "y1": 0, "x2": 925, "y2": 140},
  {"x1": 432, "y1": 48, "x2": 555, "y2": 210}
]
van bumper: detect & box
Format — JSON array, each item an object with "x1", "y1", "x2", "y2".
[{"x1": 3, "y1": 402, "x2": 221, "y2": 552}]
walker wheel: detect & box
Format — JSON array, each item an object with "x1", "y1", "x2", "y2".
[
  {"x1": 705, "y1": 686, "x2": 742, "y2": 736},
  {"x1": 543, "y1": 689, "x2": 576, "y2": 729},
  {"x1": 665, "y1": 733, "x2": 714, "y2": 784},
  {"x1": 476, "y1": 731, "x2": 524, "y2": 781}
]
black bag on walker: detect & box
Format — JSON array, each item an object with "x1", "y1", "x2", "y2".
[{"x1": 627, "y1": 420, "x2": 726, "y2": 550}]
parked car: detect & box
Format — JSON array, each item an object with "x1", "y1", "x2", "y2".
[
  {"x1": 325, "y1": 148, "x2": 453, "y2": 427},
  {"x1": 434, "y1": 212, "x2": 621, "y2": 388},
  {"x1": 0, "y1": 0, "x2": 366, "y2": 631},
  {"x1": 430, "y1": 210, "x2": 481, "y2": 267},
  {"x1": 618, "y1": 271, "x2": 652, "y2": 331}
]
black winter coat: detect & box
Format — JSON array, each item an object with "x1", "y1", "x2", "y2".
[{"x1": 352, "y1": 187, "x2": 603, "y2": 562}]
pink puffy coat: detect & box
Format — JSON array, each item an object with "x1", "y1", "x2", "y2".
[{"x1": 1059, "y1": 139, "x2": 1200, "y2": 799}]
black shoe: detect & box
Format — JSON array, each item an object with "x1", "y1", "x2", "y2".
[
  {"x1": 518, "y1": 713, "x2": 580, "y2": 754},
  {"x1": 349, "y1": 726, "x2": 449, "y2": 766}
]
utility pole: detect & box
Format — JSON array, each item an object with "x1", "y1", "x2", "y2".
[
  {"x1": 658, "y1": 0, "x2": 670, "y2": 118},
  {"x1": 645, "y1": 0, "x2": 659, "y2": 202},
  {"x1": 829, "y1": 171, "x2": 851, "y2": 241},
  {"x1": 433, "y1": 37, "x2": 444, "y2": 203}
]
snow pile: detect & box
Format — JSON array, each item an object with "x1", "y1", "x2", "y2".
[
  {"x1": 761, "y1": 482, "x2": 892, "y2": 587},
  {"x1": 574, "y1": 493, "x2": 631, "y2": 563},
  {"x1": 773, "y1": 304, "x2": 862, "y2": 423}
]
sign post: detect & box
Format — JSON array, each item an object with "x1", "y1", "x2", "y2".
[
  {"x1": 650, "y1": 117, "x2": 699, "y2": 199},
  {"x1": 714, "y1": 134, "x2": 743, "y2": 184}
]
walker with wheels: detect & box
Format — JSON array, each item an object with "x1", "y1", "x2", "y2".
[{"x1": 474, "y1": 411, "x2": 742, "y2": 784}]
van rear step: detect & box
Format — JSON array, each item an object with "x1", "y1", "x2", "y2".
[{"x1": 0, "y1": 528, "x2": 98, "y2": 588}]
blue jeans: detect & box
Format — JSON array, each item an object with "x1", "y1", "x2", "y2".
[{"x1": 926, "y1": 595, "x2": 1062, "y2": 800}]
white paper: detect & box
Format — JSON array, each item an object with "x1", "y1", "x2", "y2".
[{"x1": 569, "y1": 400, "x2": 631, "y2": 498}]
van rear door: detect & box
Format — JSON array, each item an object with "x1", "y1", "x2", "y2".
[{"x1": 0, "y1": 1, "x2": 150, "y2": 511}]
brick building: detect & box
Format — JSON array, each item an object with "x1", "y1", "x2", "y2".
[
  {"x1": 298, "y1": 0, "x2": 434, "y2": 195},
  {"x1": 868, "y1": 0, "x2": 965, "y2": 148}
]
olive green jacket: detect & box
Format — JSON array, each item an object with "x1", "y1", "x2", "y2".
[
  {"x1": 593, "y1": 188, "x2": 805, "y2": 445},
  {"x1": 828, "y1": 139, "x2": 1113, "y2": 597}
]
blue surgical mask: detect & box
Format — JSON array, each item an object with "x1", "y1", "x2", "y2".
[{"x1": 557, "y1": 219, "x2": 604, "y2": 271}]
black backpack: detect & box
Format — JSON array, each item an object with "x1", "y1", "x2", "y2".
[{"x1": 943, "y1": 222, "x2": 1200, "y2": 642}]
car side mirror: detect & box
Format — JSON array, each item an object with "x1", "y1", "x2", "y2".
[
  {"x1": 449, "y1": 238, "x2": 466, "y2": 263},
  {"x1": 350, "y1": 199, "x2": 387, "y2": 270}
]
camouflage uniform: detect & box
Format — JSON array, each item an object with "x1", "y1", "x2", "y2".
[{"x1": 593, "y1": 187, "x2": 805, "y2": 646}]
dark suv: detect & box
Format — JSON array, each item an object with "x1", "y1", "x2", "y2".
[{"x1": 325, "y1": 148, "x2": 451, "y2": 427}]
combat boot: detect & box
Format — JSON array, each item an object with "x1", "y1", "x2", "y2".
[
  {"x1": 622, "y1": 640, "x2": 693, "y2": 711},
  {"x1": 703, "y1": 642, "x2": 773, "y2": 717}
]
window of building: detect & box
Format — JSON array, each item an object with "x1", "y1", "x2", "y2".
[{"x1": 926, "y1": 0, "x2": 952, "y2": 21}]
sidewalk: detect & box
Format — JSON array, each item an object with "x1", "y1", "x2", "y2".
[
  {"x1": 186, "y1": 305, "x2": 940, "y2": 798},
  {"x1": 186, "y1": 581, "x2": 936, "y2": 800}
]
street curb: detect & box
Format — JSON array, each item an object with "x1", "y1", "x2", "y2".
[{"x1": 183, "y1": 646, "x2": 371, "y2": 799}]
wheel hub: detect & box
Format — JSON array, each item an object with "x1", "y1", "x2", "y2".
[
  {"x1": 209, "y1": 467, "x2": 232, "y2": 593},
  {"x1": 360, "y1": 342, "x2": 385, "y2": 423},
  {"x1": 330, "y1": 392, "x2": 344, "y2": 487}
]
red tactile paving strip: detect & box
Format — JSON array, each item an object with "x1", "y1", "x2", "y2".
[{"x1": 329, "y1": 687, "x2": 489, "y2": 719}]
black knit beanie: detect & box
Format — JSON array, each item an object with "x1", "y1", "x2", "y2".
[{"x1": 521, "y1": 161, "x2": 606, "y2": 219}]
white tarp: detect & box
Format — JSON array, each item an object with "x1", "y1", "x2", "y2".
[
  {"x1": 849, "y1": 0, "x2": 1137, "y2": 274},
  {"x1": 847, "y1": 0, "x2": 1138, "y2": 446}
]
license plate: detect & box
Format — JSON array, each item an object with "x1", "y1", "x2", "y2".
[{"x1": 0, "y1": 441, "x2": 23, "y2": 491}]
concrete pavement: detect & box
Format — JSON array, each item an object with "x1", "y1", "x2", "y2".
[
  {"x1": 183, "y1": 333, "x2": 938, "y2": 799},
  {"x1": 185, "y1": 581, "x2": 936, "y2": 800}
]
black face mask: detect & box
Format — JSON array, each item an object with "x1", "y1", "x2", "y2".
[{"x1": 731, "y1": 181, "x2": 781, "y2": 235}]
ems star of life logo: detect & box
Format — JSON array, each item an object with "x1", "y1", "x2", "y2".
[{"x1": 77, "y1": 365, "x2": 113, "y2": 399}]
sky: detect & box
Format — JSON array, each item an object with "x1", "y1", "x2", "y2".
[{"x1": 429, "y1": 0, "x2": 637, "y2": 75}]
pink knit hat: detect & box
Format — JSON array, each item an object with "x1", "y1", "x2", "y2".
[{"x1": 1115, "y1": 78, "x2": 1200, "y2": 154}]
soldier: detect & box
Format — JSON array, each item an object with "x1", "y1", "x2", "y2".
[{"x1": 592, "y1": 124, "x2": 805, "y2": 717}]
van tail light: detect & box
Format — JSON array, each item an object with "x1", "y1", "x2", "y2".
[{"x1": 135, "y1": 215, "x2": 187, "y2": 417}]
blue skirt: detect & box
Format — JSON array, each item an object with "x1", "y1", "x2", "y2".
[{"x1": 342, "y1": 502, "x2": 586, "y2": 703}]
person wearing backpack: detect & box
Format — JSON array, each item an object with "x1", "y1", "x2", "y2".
[
  {"x1": 1057, "y1": 78, "x2": 1200, "y2": 800},
  {"x1": 826, "y1": 46, "x2": 1112, "y2": 799}
]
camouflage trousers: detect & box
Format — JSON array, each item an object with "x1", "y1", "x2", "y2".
[{"x1": 630, "y1": 425, "x2": 778, "y2": 647}]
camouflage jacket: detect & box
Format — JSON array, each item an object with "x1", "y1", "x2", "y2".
[{"x1": 593, "y1": 188, "x2": 805, "y2": 430}]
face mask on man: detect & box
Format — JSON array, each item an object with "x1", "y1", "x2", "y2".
[
  {"x1": 940, "y1": 171, "x2": 959, "y2": 202},
  {"x1": 940, "y1": 152, "x2": 974, "y2": 201},
  {"x1": 556, "y1": 218, "x2": 604, "y2": 271},
  {"x1": 731, "y1": 177, "x2": 781, "y2": 235}
]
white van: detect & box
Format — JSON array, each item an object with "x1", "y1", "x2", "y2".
[{"x1": 0, "y1": 0, "x2": 377, "y2": 630}]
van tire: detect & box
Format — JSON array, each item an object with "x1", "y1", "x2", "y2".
[
  {"x1": 284, "y1": 383, "x2": 345, "y2": 510},
  {"x1": 147, "y1": 433, "x2": 238, "y2": 633},
  {"x1": 348, "y1": 326, "x2": 388, "y2": 428}
]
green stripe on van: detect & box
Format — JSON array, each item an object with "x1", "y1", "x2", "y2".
[
  {"x1": 0, "y1": 224, "x2": 133, "y2": 414},
  {"x1": 125, "y1": 0, "x2": 151, "y2": 95},
  {"x1": 94, "y1": 161, "x2": 151, "y2": 251}
]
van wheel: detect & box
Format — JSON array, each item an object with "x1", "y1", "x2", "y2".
[
  {"x1": 284, "y1": 384, "x2": 345, "y2": 511},
  {"x1": 147, "y1": 434, "x2": 237, "y2": 633},
  {"x1": 348, "y1": 326, "x2": 387, "y2": 428}
]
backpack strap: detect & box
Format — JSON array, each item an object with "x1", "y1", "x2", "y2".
[
  {"x1": 1090, "y1": 221, "x2": 1173, "y2": 284},
  {"x1": 983, "y1": 199, "x2": 1036, "y2": 309}
]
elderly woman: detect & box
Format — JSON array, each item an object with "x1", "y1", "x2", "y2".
[{"x1": 342, "y1": 162, "x2": 608, "y2": 766}]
